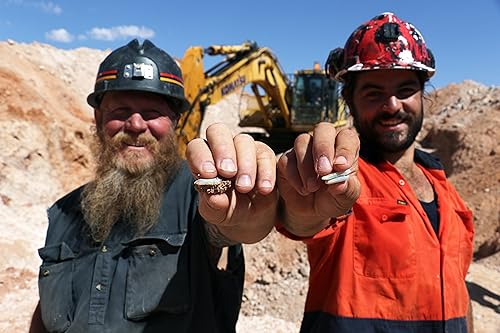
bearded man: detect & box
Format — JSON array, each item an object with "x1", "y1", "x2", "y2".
[
  {"x1": 29, "y1": 39, "x2": 279, "y2": 333},
  {"x1": 277, "y1": 12, "x2": 474, "y2": 333}
]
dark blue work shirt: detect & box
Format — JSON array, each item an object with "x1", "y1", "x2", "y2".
[{"x1": 38, "y1": 162, "x2": 244, "y2": 333}]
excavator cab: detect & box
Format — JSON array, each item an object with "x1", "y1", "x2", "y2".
[{"x1": 289, "y1": 65, "x2": 343, "y2": 132}]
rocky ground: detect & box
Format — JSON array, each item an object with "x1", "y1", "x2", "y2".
[{"x1": 0, "y1": 40, "x2": 498, "y2": 332}]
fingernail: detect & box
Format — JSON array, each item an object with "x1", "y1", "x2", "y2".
[
  {"x1": 220, "y1": 159, "x2": 236, "y2": 172},
  {"x1": 202, "y1": 161, "x2": 216, "y2": 173},
  {"x1": 236, "y1": 174, "x2": 251, "y2": 187},
  {"x1": 317, "y1": 155, "x2": 331, "y2": 173},
  {"x1": 334, "y1": 156, "x2": 348, "y2": 165},
  {"x1": 260, "y1": 179, "x2": 273, "y2": 189}
]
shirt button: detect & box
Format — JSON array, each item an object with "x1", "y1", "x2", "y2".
[
  {"x1": 399, "y1": 179, "x2": 405, "y2": 186},
  {"x1": 149, "y1": 249, "x2": 157, "y2": 257},
  {"x1": 42, "y1": 269, "x2": 50, "y2": 277},
  {"x1": 101, "y1": 245, "x2": 108, "y2": 253},
  {"x1": 381, "y1": 214, "x2": 388, "y2": 221},
  {"x1": 95, "y1": 283, "x2": 103, "y2": 291}
]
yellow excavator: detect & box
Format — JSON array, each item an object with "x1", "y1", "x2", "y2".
[{"x1": 176, "y1": 41, "x2": 347, "y2": 156}]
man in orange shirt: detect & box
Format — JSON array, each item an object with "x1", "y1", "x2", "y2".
[{"x1": 277, "y1": 12, "x2": 474, "y2": 332}]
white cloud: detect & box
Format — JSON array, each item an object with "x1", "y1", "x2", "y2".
[
  {"x1": 45, "y1": 28, "x2": 73, "y2": 43},
  {"x1": 87, "y1": 25, "x2": 155, "y2": 41},
  {"x1": 39, "y1": 1, "x2": 62, "y2": 15}
]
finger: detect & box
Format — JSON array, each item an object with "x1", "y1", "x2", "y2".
[
  {"x1": 277, "y1": 148, "x2": 306, "y2": 196},
  {"x1": 197, "y1": 192, "x2": 232, "y2": 225},
  {"x1": 312, "y1": 122, "x2": 338, "y2": 176},
  {"x1": 186, "y1": 138, "x2": 217, "y2": 179},
  {"x1": 233, "y1": 134, "x2": 256, "y2": 193},
  {"x1": 293, "y1": 133, "x2": 318, "y2": 193},
  {"x1": 324, "y1": 169, "x2": 361, "y2": 214},
  {"x1": 331, "y1": 128, "x2": 360, "y2": 172},
  {"x1": 205, "y1": 123, "x2": 237, "y2": 179},
  {"x1": 254, "y1": 141, "x2": 276, "y2": 195}
]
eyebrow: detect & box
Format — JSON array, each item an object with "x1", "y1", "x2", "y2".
[{"x1": 359, "y1": 79, "x2": 419, "y2": 91}]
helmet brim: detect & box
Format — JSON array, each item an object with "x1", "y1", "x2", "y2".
[{"x1": 86, "y1": 88, "x2": 190, "y2": 114}]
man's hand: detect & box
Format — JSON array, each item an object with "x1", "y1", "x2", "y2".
[
  {"x1": 277, "y1": 122, "x2": 361, "y2": 237},
  {"x1": 186, "y1": 123, "x2": 278, "y2": 246}
]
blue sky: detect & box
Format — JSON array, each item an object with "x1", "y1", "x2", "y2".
[{"x1": 0, "y1": 0, "x2": 499, "y2": 89}]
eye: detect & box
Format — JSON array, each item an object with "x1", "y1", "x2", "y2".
[
  {"x1": 105, "y1": 108, "x2": 130, "y2": 121},
  {"x1": 396, "y1": 86, "x2": 419, "y2": 99},
  {"x1": 141, "y1": 110, "x2": 163, "y2": 120},
  {"x1": 363, "y1": 90, "x2": 384, "y2": 101}
]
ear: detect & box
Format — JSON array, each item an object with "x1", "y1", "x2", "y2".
[{"x1": 94, "y1": 109, "x2": 102, "y2": 129}]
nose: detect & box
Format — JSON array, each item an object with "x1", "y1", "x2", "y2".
[
  {"x1": 383, "y1": 96, "x2": 402, "y2": 114},
  {"x1": 124, "y1": 112, "x2": 148, "y2": 133}
]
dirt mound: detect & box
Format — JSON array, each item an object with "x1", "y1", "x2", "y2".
[
  {"x1": 422, "y1": 82, "x2": 500, "y2": 259},
  {"x1": 0, "y1": 40, "x2": 498, "y2": 332}
]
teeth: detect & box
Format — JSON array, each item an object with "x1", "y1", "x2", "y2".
[{"x1": 127, "y1": 142, "x2": 143, "y2": 147}]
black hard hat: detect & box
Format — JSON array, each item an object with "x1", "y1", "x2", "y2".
[{"x1": 87, "y1": 39, "x2": 190, "y2": 113}]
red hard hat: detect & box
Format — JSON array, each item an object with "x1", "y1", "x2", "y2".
[{"x1": 326, "y1": 12, "x2": 435, "y2": 82}]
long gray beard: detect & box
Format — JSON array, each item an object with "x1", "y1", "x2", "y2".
[{"x1": 81, "y1": 130, "x2": 180, "y2": 242}]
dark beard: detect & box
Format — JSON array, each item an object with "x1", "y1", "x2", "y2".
[
  {"x1": 353, "y1": 107, "x2": 423, "y2": 157},
  {"x1": 81, "y1": 130, "x2": 181, "y2": 242}
]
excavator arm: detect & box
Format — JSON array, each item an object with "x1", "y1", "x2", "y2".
[{"x1": 176, "y1": 41, "x2": 291, "y2": 157}]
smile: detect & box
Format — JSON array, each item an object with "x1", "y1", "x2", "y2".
[
  {"x1": 379, "y1": 119, "x2": 404, "y2": 126},
  {"x1": 125, "y1": 142, "x2": 146, "y2": 148}
]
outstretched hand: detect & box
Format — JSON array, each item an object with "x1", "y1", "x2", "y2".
[
  {"x1": 277, "y1": 122, "x2": 361, "y2": 237},
  {"x1": 186, "y1": 123, "x2": 278, "y2": 245}
]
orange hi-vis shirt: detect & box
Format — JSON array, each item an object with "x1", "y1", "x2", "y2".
[{"x1": 279, "y1": 149, "x2": 474, "y2": 333}]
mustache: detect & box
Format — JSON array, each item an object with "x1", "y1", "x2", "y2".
[
  {"x1": 376, "y1": 110, "x2": 409, "y2": 122},
  {"x1": 109, "y1": 132, "x2": 157, "y2": 148}
]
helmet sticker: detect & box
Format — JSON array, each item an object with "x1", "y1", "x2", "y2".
[{"x1": 124, "y1": 63, "x2": 154, "y2": 80}]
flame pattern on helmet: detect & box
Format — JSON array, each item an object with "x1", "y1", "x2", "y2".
[{"x1": 327, "y1": 12, "x2": 435, "y2": 82}]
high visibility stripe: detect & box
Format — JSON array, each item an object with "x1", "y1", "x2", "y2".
[{"x1": 300, "y1": 311, "x2": 468, "y2": 333}]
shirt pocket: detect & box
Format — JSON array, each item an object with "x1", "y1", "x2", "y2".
[
  {"x1": 353, "y1": 199, "x2": 416, "y2": 279},
  {"x1": 124, "y1": 234, "x2": 190, "y2": 321},
  {"x1": 456, "y1": 209, "x2": 474, "y2": 276},
  {"x1": 38, "y1": 242, "x2": 75, "y2": 332}
]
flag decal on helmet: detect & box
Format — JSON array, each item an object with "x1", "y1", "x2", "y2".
[
  {"x1": 95, "y1": 69, "x2": 118, "y2": 83},
  {"x1": 160, "y1": 72, "x2": 184, "y2": 88}
]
